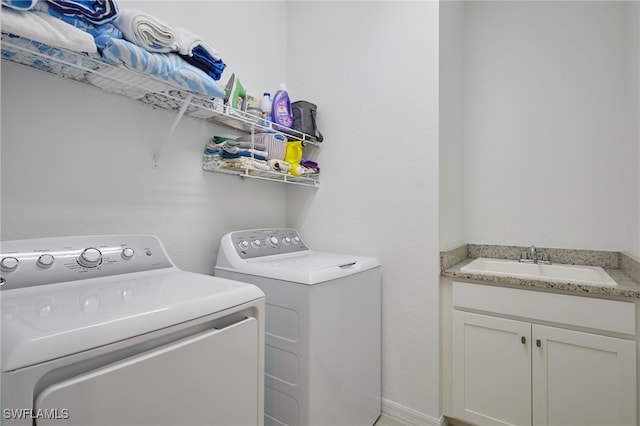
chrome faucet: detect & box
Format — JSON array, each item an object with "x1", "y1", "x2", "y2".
[{"x1": 520, "y1": 245, "x2": 551, "y2": 264}]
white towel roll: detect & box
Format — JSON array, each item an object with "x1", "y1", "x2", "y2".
[{"x1": 115, "y1": 9, "x2": 178, "y2": 53}]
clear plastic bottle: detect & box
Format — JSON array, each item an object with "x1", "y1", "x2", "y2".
[
  {"x1": 260, "y1": 92, "x2": 272, "y2": 126},
  {"x1": 272, "y1": 83, "x2": 293, "y2": 129}
]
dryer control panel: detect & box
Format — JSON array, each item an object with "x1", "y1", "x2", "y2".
[
  {"x1": 1, "y1": 235, "x2": 173, "y2": 290},
  {"x1": 228, "y1": 228, "x2": 309, "y2": 259}
]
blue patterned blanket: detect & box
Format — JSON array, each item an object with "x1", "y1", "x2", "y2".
[
  {"x1": 46, "y1": 0, "x2": 118, "y2": 25},
  {"x1": 101, "y1": 37, "x2": 225, "y2": 99}
]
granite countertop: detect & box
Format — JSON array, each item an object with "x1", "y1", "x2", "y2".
[{"x1": 441, "y1": 244, "x2": 640, "y2": 299}]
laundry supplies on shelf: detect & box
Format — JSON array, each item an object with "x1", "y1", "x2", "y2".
[
  {"x1": 260, "y1": 92, "x2": 273, "y2": 126},
  {"x1": 272, "y1": 83, "x2": 293, "y2": 129},
  {"x1": 224, "y1": 73, "x2": 246, "y2": 110},
  {"x1": 2, "y1": 0, "x2": 228, "y2": 100},
  {"x1": 1, "y1": 0, "x2": 322, "y2": 185},
  {"x1": 202, "y1": 134, "x2": 319, "y2": 186}
]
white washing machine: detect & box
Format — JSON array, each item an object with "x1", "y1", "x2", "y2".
[
  {"x1": 215, "y1": 228, "x2": 381, "y2": 426},
  {"x1": 1, "y1": 235, "x2": 265, "y2": 426}
]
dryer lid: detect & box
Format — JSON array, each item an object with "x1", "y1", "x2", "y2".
[{"x1": 1, "y1": 270, "x2": 264, "y2": 371}]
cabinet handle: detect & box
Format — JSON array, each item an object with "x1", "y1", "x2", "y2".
[
  {"x1": 536, "y1": 339, "x2": 541, "y2": 348},
  {"x1": 521, "y1": 336, "x2": 526, "y2": 344}
]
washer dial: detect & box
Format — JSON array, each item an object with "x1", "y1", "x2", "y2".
[
  {"x1": 1, "y1": 257, "x2": 19, "y2": 272},
  {"x1": 267, "y1": 236, "x2": 279, "y2": 248},
  {"x1": 121, "y1": 247, "x2": 135, "y2": 260},
  {"x1": 78, "y1": 248, "x2": 102, "y2": 268},
  {"x1": 37, "y1": 254, "x2": 55, "y2": 268}
]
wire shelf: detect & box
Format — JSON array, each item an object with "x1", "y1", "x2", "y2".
[{"x1": 1, "y1": 33, "x2": 320, "y2": 187}]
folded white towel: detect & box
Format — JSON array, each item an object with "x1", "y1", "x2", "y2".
[
  {"x1": 1, "y1": 8, "x2": 97, "y2": 53},
  {"x1": 114, "y1": 8, "x2": 178, "y2": 53},
  {"x1": 174, "y1": 27, "x2": 220, "y2": 60}
]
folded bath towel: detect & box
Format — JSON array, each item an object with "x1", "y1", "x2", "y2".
[
  {"x1": 174, "y1": 27, "x2": 225, "y2": 80},
  {"x1": 181, "y1": 45, "x2": 225, "y2": 81},
  {"x1": 46, "y1": 0, "x2": 119, "y2": 25},
  {"x1": 101, "y1": 37, "x2": 225, "y2": 99},
  {"x1": 1, "y1": 7, "x2": 97, "y2": 53},
  {"x1": 114, "y1": 8, "x2": 178, "y2": 53},
  {"x1": 174, "y1": 27, "x2": 219, "y2": 59},
  {"x1": 2, "y1": 0, "x2": 39, "y2": 10}
]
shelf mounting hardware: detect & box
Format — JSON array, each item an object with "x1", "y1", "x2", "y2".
[{"x1": 152, "y1": 93, "x2": 194, "y2": 169}]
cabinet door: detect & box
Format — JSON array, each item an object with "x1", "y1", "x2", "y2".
[
  {"x1": 532, "y1": 324, "x2": 636, "y2": 426},
  {"x1": 453, "y1": 311, "x2": 532, "y2": 426}
]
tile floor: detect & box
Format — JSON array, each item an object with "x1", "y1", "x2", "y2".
[
  {"x1": 374, "y1": 415, "x2": 410, "y2": 426},
  {"x1": 374, "y1": 414, "x2": 471, "y2": 426}
]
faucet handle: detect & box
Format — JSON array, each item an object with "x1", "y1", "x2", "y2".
[
  {"x1": 539, "y1": 252, "x2": 551, "y2": 264},
  {"x1": 520, "y1": 250, "x2": 534, "y2": 263}
]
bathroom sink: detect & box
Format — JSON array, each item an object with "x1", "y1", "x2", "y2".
[{"x1": 460, "y1": 258, "x2": 617, "y2": 286}]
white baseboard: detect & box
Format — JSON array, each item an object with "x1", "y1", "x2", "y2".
[{"x1": 381, "y1": 398, "x2": 443, "y2": 426}]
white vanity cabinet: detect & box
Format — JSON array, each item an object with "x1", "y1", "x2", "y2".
[{"x1": 451, "y1": 281, "x2": 637, "y2": 426}]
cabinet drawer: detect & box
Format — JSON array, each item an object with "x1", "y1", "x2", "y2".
[{"x1": 452, "y1": 281, "x2": 635, "y2": 335}]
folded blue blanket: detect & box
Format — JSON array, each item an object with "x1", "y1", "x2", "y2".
[
  {"x1": 46, "y1": 0, "x2": 118, "y2": 25},
  {"x1": 180, "y1": 45, "x2": 225, "y2": 81},
  {"x1": 2, "y1": 0, "x2": 39, "y2": 10},
  {"x1": 35, "y1": 1, "x2": 121, "y2": 50},
  {"x1": 101, "y1": 37, "x2": 225, "y2": 99}
]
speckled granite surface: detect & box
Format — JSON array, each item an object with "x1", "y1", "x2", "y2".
[
  {"x1": 621, "y1": 252, "x2": 640, "y2": 283},
  {"x1": 441, "y1": 244, "x2": 640, "y2": 299},
  {"x1": 467, "y1": 244, "x2": 620, "y2": 268}
]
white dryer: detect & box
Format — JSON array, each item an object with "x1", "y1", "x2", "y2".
[
  {"x1": 215, "y1": 228, "x2": 381, "y2": 426},
  {"x1": 1, "y1": 235, "x2": 265, "y2": 426}
]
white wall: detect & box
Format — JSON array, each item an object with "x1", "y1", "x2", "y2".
[
  {"x1": 1, "y1": 1, "x2": 443, "y2": 423},
  {"x1": 1, "y1": 1, "x2": 290, "y2": 273},
  {"x1": 286, "y1": 2, "x2": 441, "y2": 423},
  {"x1": 439, "y1": 0, "x2": 465, "y2": 251},
  {"x1": 462, "y1": 1, "x2": 638, "y2": 254},
  {"x1": 631, "y1": 0, "x2": 640, "y2": 258}
]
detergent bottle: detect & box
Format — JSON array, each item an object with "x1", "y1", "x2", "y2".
[
  {"x1": 284, "y1": 141, "x2": 303, "y2": 176},
  {"x1": 260, "y1": 92, "x2": 272, "y2": 126},
  {"x1": 272, "y1": 83, "x2": 293, "y2": 129}
]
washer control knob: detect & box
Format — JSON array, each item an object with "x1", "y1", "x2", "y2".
[
  {"x1": 282, "y1": 237, "x2": 291, "y2": 245},
  {"x1": 37, "y1": 254, "x2": 55, "y2": 268},
  {"x1": 292, "y1": 236, "x2": 301, "y2": 245},
  {"x1": 78, "y1": 248, "x2": 102, "y2": 268},
  {"x1": 267, "y1": 236, "x2": 279, "y2": 248},
  {"x1": 121, "y1": 247, "x2": 135, "y2": 260},
  {"x1": 251, "y1": 239, "x2": 262, "y2": 249},
  {"x1": 238, "y1": 240, "x2": 249, "y2": 250},
  {"x1": 1, "y1": 257, "x2": 19, "y2": 272}
]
